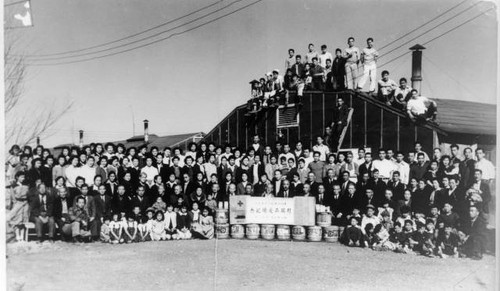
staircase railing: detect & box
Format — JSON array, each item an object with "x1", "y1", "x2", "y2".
[{"x1": 336, "y1": 108, "x2": 354, "y2": 153}]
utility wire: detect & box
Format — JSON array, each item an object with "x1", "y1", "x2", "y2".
[
  {"x1": 379, "y1": 0, "x2": 481, "y2": 59},
  {"x1": 378, "y1": 6, "x2": 493, "y2": 68},
  {"x1": 20, "y1": 0, "x2": 224, "y2": 57},
  {"x1": 23, "y1": 0, "x2": 254, "y2": 63},
  {"x1": 378, "y1": 0, "x2": 469, "y2": 50}
]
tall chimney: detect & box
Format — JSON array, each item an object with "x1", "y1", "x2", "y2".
[
  {"x1": 36, "y1": 136, "x2": 40, "y2": 146},
  {"x1": 79, "y1": 130, "x2": 84, "y2": 148},
  {"x1": 143, "y1": 119, "x2": 149, "y2": 143},
  {"x1": 409, "y1": 44, "x2": 425, "y2": 94}
]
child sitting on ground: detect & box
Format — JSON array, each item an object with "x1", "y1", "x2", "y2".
[
  {"x1": 109, "y1": 213, "x2": 124, "y2": 244},
  {"x1": 363, "y1": 223, "x2": 376, "y2": 248},
  {"x1": 341, "y1": 216, "x2": 364, "y2": 247},
  {"x1": 436, "y1": 224, "x2": 460, "y2": 258},
  {"x1": 123, "y1": 216, "x2": 139, "y2": 243},
  {"x1": 164, "y1": 204, "x2": 178, "y2": 240},
  {"x1": 426, "y1": 205, "x2": 439, "y2": 225},
  {"x1": 409, "y1": 222, "x2": 433, "y2": 256},
  {"x1": 151, "y1": 211, "x2": 168, "y2": 241},
  {"x1": 138, "y1": 208, "x2": 155, "y2": 242},
  {"x1": 372, "y1": 224, "x2": 390, "y2": 251},
  {"x1": 176, "y1": 205, "x2": 192, "y2": 240},
  {"x1": 100, "y1": 216, "x2": 111, "y2": 243}
]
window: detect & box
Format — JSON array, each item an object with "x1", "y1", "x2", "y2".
[{"x1": 276, "y1": 105, "x2": 300, "y2": 128}]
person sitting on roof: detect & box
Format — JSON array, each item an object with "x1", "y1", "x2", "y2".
[
  {"x1": 393, "y1": 77, "x2": 413, "y2": 110},
  {"x1": 285, "y1": 74, "x2": 305, "y2": 108},
  {"x1": 377, "y1": 70, "x2": 398, "y2": 104},
  {"x1": 406, "y1": 89, "x2": 437, "y2": 123},
  {"x1": 246, "y1": 79, "x2": 263, "y2": 114},
  {"x1": 263, "y1": 72, "x2": 277, "y2": 108}
]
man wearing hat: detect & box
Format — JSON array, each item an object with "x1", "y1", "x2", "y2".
[{"x1": 360, "y1": 204, "x2": 380, "y2": 234}]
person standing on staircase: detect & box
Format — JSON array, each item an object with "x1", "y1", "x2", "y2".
[{"x1": 331, "y1": 97, "x2": 349, "y2": 151}]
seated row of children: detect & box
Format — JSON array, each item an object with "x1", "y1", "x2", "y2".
[
  {"x1": 339, "y1": 203, "x2": 481, "y2": 259},
  {"x1": 100, "y1": 202, "x2": 214, "y2": 244}
]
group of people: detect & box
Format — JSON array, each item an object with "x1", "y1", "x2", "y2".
[
  {"x1": 5, "y1": 136, "x2": 495, "y2": 259},
  {"x1": 246, "y1": 38, "x2": 437, "y2": 124}
]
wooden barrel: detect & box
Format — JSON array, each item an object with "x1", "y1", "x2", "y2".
[
  {"x1": 323, "y1": 225, "x2": 339, "y2": 242},
  {"x1": 246, "y1": 224, "x2": 260, "y2": 240},
  {"x1": 215, "y1": 209, "x2": 229, "y2": 224},
  {"x1": 261, "y1": 224, "x2": 276, "y2": 240},
  {"x1": 316, "y1": 212, "x2": 332, "y2": 227},
  {"x1": 230, "y1": 224, "x2": 245, "y2": 239},
  {"x1": 276, "y1": 225, "x2": 290, "y2": 240},
  {"x1": 307, "y1": 226, "x2": 322, "y2": 242},
  {"x1": 215, "y1": 223, "x2": 229, "y2": 239},
  {"x1": 291, "y1": 225, "x2": 306, "y2": 241}
]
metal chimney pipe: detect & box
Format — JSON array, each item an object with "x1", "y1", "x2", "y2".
[
  {"x1": 143, "y1": 119, "x2": 149, "y2": 143},
  {"x1": 409, "y1": 44, "x2": 426, "y2": 94},
  {"x1": 36, "y1": 136, "x2": 40, "y2": 146},
  {"x1": 79, "y1": 130, "x2": 84, "y2": 148}
]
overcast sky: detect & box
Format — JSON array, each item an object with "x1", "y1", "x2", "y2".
[{"x1": 5, "y1": 0, "x2": 498, "y2": 147}]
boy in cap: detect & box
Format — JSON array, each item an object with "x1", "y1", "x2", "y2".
[{"x1": 361, "y1": 204, "x2": 380, "y2": 233}]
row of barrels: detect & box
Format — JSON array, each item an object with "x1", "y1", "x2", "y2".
[
  {"x1": 214, "y1": 224, "x2": 345, "y2": 242},
  {"x1": 215, "y1": 210, "x2": 342, "y2": 242}
]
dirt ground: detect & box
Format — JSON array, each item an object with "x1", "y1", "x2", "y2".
[{"x1": 6, "y1": 238, "x2": 497, "y2": 291}]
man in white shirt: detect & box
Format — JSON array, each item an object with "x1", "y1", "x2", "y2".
[
  {"x1": 285, "y1": 48, "x2": 295, "y2": 70},
  {"x1": 406, "y1": 89, "x2": 437, "y2": 123},
  {"x1": 305, "y1": 43, "x2": 318, "y2": 64},
  {"x1": 141, "y1": 157, "x2": 159, "y2": 186},
  {"x1": 318, "y1": 44, "x2": 333, "y2": 69},
  {"x1": 393, "y1": 77, "x2": 412, "y2": 110},
  {"x1": 475, "y1": 148, "x2": 495, "y2": 181},
  {"x1": 354, "y1": 148, "x2": 366, "y2": 166},
  {"x1": 372, "y1": 149, "x2": 396, "y2": 180},
  {"x1": 394, "y1": 151, "x2": 410, "y2": 185},
  {"x1": 312, "y1": 136, "x2": 330, "y2": 162},
  {"x1": 377, "y1": 70, "x2": 398, "y2": 105},
  {"x1": 357, "y1": 37, "x2": 379, "y2": 93},
  {"x1": 302, "y1": 149, "x2": 314, "y2": 168},
  {"x1": 343, "y1": 37, "x2": 360, "y2": 90}
]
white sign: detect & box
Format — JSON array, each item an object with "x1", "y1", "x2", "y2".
[{"x1": 245, "y1": 197, "x2": 295, "y2": 225}]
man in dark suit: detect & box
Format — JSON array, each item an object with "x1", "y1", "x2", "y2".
[
  {"x1": 250, "y1": 135, "x2": 264, "y2": 158},
  {"x1": 358, "y1": 152, "x2": 374, "y2": 179},
  {"x1": 331, "y1": 48, "x2": 346, "y2": 91},
  {"x1": 253, "y1": 174, "x2": 269, "y2": 197},
  {"x1": 291, "y1": 55, "x2": 305, "y2": 78},
  {"x1": 330, "y1": 184, "x2": 344, "y2": 225},
  {"x1": 181, "y1": 173, "x2": 197, "y2": 197},
  {"x1": 29, "y1": 183, "x2": 56, "y2": 242},
  {"x1": 460, "y1": 205, "x2": 488, "y2": 260},
  {"x1": 409, "y1": 153, "x2": 429, "y2": 182},
  {"x1": 322, "y1": 169, "x2": 337, "y2": 196},
  {"x1": 92, "y1": 184, "x2": 113, "y2": 240},
  {"x1": 359, "y1": 188, "x2": 377, "y2": 213},
  {"x1": 341, "y1": 182, "x2": 360, "y2": 219},
  {"x1": 466, "y1": 169, "x2": 492, "y2": 218},
  {"x1": 53, "y1": 187, "x2": 72, "y2": 240},
  {"x1": 131, "y1": 185, "x2": 151, "y2": 215},
  {"x1": 356, "y1": 172, "x2": 371, "y2": 198},
  {"x1": 250, "y1": 156, "x2": 266, "y2": 184},
  {"x1": 387, "y1": 171, "x2": 405, "y2": 201},
  {"x1": 112, "y1": 185, "x2": 131, "y2": 215},
  {"x1": 272, "y1": 170, "x2": 284, "y2": 196},
  {"x1": 331, "y1": 96, "x2": 349, "y2": 150},
  {"x1": 210, "y1": 183, "x2": 227, "y2": 204},
  {"x1": 368, "y1": 169, "x2": 387, "y2": 204},
  {"x1": 168, "y1": 184, "x2": 189, "y2": 207},
  {"x1": 277, "y1": 180, "x2": 295, "y2": 198}
]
